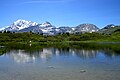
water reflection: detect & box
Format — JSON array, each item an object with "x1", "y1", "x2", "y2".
[
  {"x1": 74, "y1": 49, "x2": 98, "y2": 58},
  {"x1": 5, "y1": 47, "x2": 119, "y2": 63},
  {"x1": 7, "y1": 50, "x2": 36, "y2": 63},
  {"x1": 7, "y1": 48, "x2": 54, "y2": 63}
]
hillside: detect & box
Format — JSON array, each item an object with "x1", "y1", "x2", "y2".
[{"x1": 98, "y1": 26, "x2": 120, "y2": 34}]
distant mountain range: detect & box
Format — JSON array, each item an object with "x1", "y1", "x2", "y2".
[{"x1": 0, "y1": 19, "x2": 119, "y2": 35}]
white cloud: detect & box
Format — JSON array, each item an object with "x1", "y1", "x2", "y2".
[{"x1": 18, "y1": 0, "x2": 74, "y2": 5}]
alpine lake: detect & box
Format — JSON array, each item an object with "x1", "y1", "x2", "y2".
[{"x1": 0, "y1": 42, "x2": 120, "y2": 80}]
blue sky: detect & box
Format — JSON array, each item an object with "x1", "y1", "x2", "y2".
[{"x1": 1, "y1": 0, "x2": 120, "y2": 28}]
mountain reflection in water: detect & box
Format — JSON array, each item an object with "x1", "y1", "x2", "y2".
[{"x1": 5, "y1": 48, "x2": 117, "y2": 63}]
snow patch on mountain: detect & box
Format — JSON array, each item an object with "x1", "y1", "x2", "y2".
[{"x1": 0, "y1": 26, "x2": 9, "y2": 31}]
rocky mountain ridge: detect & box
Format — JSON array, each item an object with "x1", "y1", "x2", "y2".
[{"x1": 1, "y1": 19, "x2": 118, "y2": 35}]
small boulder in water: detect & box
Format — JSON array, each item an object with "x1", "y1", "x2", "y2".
[
  {"x1": 47, "y1": 66, "x2": 55, "y2": 69},
  {"x1": 80, "y1": 70, "x2": 86, "y2": 73}
]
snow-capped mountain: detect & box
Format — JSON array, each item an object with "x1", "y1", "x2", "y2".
[
  {"x1": 40, "y1": 22, "x2": 52, "y2": 27},
  {"x1": 19, "y1": 21, "x2": 57, "y2": 35},
  {"x1": 58, "y1": 26, "x2": 73, "y2": 33},
  {"x1": 74, "y1": 23, "x2": 99, "y2": 33},
  {"x1": 1, "y1": 19, "x2": 38, "y2": 31},
  {"x1": 0, "y1": 26, "x2": 9, "y2": 31},
  {"x1": 0, "y1": 19, "x2": 99, "y2": 35},
  {"x1": 39, "y1": 22, "x2": 57, "y2": 35}
]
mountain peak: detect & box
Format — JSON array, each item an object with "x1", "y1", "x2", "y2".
[
  {"x1": 15, "y1": 19, "x2": 27, "y2": 22},
  {"x1": 75, "y1": 23, "x2": 99, "y2": 33},
  {"x1": 44, "y1": 21, "x2": 51, "y2": 24},
  {"x1": 13, "y1": 19, "x2": 38, "y2": 25},
  {"x1": 40, "y1": 21, "x2": 52, "y2": 27},
  {"x1": 103, "y1": 24, "x2": 115, "y2": 29},
  {"x1": 1, "y1": 19, "x2": 38, "y2": 31}
]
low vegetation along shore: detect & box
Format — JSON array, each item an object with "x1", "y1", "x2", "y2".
[
  {"x1": 0, "y1": 30, "x2": 120, "y2": 44},
  {"x1": 0, "y1": 40, "x2": 120, "y2": 56}
]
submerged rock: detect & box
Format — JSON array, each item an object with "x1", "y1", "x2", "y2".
[
  {"x1": 80, "y1": 70, "x2": 86, "y2": 73},
  {"x1": 47, "y1": 66, "x2": 55, "y2": 69}
]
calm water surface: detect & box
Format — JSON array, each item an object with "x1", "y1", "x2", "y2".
[{"x1": 0, "y1": 43, "x2": 120, "y2": 80}]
